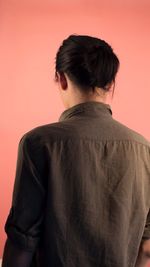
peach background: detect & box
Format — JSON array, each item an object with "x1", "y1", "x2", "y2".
[{"x1": 0, "y1": 0, "x2": 150, "y2": 261}]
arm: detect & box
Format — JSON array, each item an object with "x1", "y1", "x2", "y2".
[
  {"x1": 2, "y1": 238, "x2": 33, "y2": 267},
  {"x1": 2, "y1": 133, "x2": 47, "y2": 267},
  {"x1": 135, "y1": 210, "x2": 150, "y2": 267}
]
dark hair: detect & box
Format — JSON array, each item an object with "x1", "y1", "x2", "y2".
[{"x1": 55, "y1": 34, "x2": 120, "y2": 96}]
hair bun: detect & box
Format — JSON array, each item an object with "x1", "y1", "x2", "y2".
[{"x1": 55, "y1": 34, "x2": 120, "y2": 93}]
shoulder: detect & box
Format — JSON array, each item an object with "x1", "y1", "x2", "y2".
[
  {"x1": 19, "y1": 121, "x2": 71, "y2": 145},
  {"x1": 19, "y1": 119, "x2": 150, "y2": 150},
  {"x1": 111, "y1": 118, "x2": 150, "y2": 149}
]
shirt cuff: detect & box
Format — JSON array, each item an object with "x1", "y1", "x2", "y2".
[{"x1": 5, "y1": 223, "x2": 40, "y2": 252}]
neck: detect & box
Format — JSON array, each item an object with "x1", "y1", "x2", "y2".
[{"x1": 66, "y1": 87, "x2": 109, "y2": 109}]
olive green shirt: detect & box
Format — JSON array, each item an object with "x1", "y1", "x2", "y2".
[{"x1": 4, "y1": 101, "x2": 150, "y2": 267}]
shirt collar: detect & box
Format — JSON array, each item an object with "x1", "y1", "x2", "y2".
[{"x1": 59, "y1": 101, "x2": 112, "y2": 122}]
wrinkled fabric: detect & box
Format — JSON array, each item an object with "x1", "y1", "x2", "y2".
[{"x1": 4, "y1": 101, "x2": 150, "y2": 267}]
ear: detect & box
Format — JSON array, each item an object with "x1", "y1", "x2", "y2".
[
  {"x1": 58, "y1": 72, "x2": 68, "y2": 90},
  {"x1": 105, "y1": 80, "x2": 114, "y2": 91}
]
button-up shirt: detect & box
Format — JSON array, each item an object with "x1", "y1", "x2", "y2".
[{"x1": 4, "y1": 101, "x2": 150, "y2": 267}]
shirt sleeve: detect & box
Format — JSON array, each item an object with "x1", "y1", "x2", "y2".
[
  {"x1": 142, "y1": 209, "x2": 150, "y2": 240},
  {"x1": 4, "y1": 133, "x2": 47, "y2": 253},
  {"x1": 2, "y1": 238, "x2": 33, "y2": 267}
]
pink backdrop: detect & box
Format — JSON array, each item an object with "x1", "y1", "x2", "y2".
[{"x1": 0, "y1": 0, "x2": 150, "y2": 261}]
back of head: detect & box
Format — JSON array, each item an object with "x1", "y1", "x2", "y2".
[{"x1": 55, "y1": 34, "x2": 120, "y2": 95}]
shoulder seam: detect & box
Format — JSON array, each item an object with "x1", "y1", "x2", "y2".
[{"x1": 48, "y1": 136, "x2": 150, "y2": 149}]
